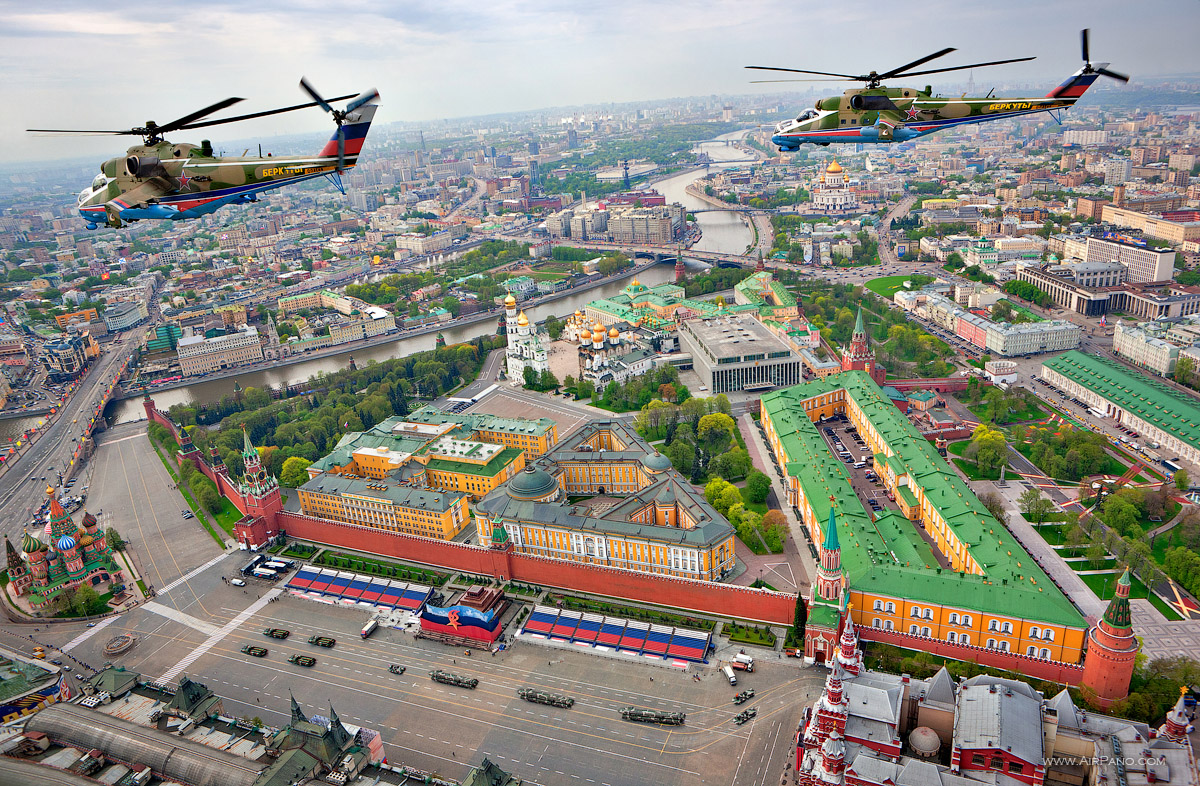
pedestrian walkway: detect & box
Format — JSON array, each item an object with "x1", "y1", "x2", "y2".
[
  {"x1": 739, "y1": 412, "x2": 813, "y2": 592},
  {"x1": 60, "y1": 616, "x2": 119, "y2": 653},
  {"x1": 156, "y1": 588, "x2": 282, "y2": 683},
  {"x1": 143, "y1": 601, "x2": 221, "y2": 636}
]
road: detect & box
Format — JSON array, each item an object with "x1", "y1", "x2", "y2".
[{"x1": 0, "y1": 329, "x2": 144, "y2": 537}]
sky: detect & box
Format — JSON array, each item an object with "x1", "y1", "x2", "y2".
[{"x1": 2, "y1": 0, "x2": 1199, "y2": 166}]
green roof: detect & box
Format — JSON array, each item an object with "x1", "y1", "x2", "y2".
[
  {"x1": 808, "y1": 602, "x2": 841, "y2": 630},
  {"x1": 760, "y1": 372, "x2": 1086, "y2": 628},
  {"x1": 1043, "y1": 351, "x2": 1200, "y2": 448},
  {"x1": 425, "y1": 447, "x2": 523, "y2": 478}
]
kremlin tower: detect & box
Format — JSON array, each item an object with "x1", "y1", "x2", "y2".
[
  {"x1": 1081, "y1": 568, "x2": 1140, "y2": 708},
  {"x1": 805, "y1": 501, "x2": 846, "y2": 662},
  {"x1": 840, "y1": 307, "x2": 884, "y2": 383}
]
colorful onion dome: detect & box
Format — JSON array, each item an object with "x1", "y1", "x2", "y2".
[
  {"x1": 57, "y1": 536, "x2": 75, "y2": 551},
  {"x1": 22, "y1": 531, "x2": 44, "y2": 554}
]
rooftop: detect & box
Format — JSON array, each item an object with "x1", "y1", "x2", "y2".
[
  {"x1": 1043, "y1": 351, "x2": 1200, "y2": 447},
  {"x1": 299, "y1": 473, "x2": 462, "y2": 512},
  {"x1": 681, "y1": 315, "x2": 798, "y2": 362}
]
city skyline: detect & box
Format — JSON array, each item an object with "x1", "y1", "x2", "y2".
[{"x1": 3, "y1": 0, "x2": 1200, "y2": 165}]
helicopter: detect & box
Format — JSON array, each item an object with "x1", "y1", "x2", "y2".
[
  {"x1": 28, "y1": 79, "x2": 379, "y2": 230},
  {"x1": 748, "y1": 29, "x2": 1126, "y2": 150}
]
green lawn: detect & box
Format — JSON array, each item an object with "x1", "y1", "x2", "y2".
[
  {"x1": 212, "y1": 497, "x2": 244, "y2": 535},
  {"x1": 1077, "y1": 570, "x2": 1182, "y2": 620},
  {"x1": 314, "y1": 549, "x2": 451, "y2": 586},
  {"x1": 1006, "y1": 302, "x2": 1045, "y2": 323},
  {"x1": 968, "y1": 401, "x2": 1047, "y2": 424},
  {"x1": 946, "y1": 440, "x2": 1003, "y2": 480},
  {"x1": 147, "y1": 435, "x2": 226, "y2": 548},
  {"x1": 865, "y1": 275, "x2": 914, "y2": 300},
  {"x1": 1032, "y1": 524, "x2": 1068, "y2": 546}
]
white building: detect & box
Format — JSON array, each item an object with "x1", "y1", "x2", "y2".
[
  {"x1": 177, "y1": 325, "x2": 264, "y2": 376},
  {"x1": 1113, "y1": 321, "x2": 1183, "y2": 375},
  {"x1": 102, "y1": 300, "x2": 148, "y2": 331},
  {"x1": 1085, "y1": 236, "x2": 1175, "y2": 283},
  {"x1": 811, "y1": 160, "x2": 858, "y2": 213},
  {"x1": 1104, "y1": 158, "x2": 1132, "y2": 185},
  {"x1": 503, "y1": 295, "x2": 548, "y2": 383}
]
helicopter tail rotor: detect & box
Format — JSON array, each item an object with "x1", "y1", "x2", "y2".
[
  {"x1": 1079, "y1": 29, "x2": 1129, "y2": 83},
  {"x1": 300, "y1": 80, "x2": 379, "y2": 173}
]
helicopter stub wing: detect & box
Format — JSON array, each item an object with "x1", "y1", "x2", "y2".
[{"x1": 104, "y1": 177, "x2": 175, "y2": 227}]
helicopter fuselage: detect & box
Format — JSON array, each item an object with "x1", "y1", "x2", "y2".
[
  {"x1": 770, "y1": 65, "x2": 1098, "y2": 149},
  {"x1": 77, "y1": 143, "x2": 341, "y2": 227}
]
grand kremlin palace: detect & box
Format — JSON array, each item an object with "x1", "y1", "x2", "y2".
[
  {"x1": 760, "y1": 372, "x2": 1088, "y2": 665},
  {"x1": 475, "y1": 420, "x2": 737, "y2": 581}
]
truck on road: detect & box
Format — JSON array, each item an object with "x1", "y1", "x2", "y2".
[
  {"x1": 288, "y1": 655, "x2": 316, "y2": 667},
  {"x1": 263, "y1": 628, "x2": 290, "y2": 639},
  {"x1": 361, "y1": 620, "x2": 378, "y2": 639},
  {"x1": 722, "y1": 664, "x2": 737, "y2": 685},
  {"x1": 732, "y1": 653, "x2": 755, "y2": 672},
  {"x1": 431, "y1": 670, "x2": 478, "y2": 689},
  {"x1": 307, "y1": 636, "x2": 336, "y2": 648}
]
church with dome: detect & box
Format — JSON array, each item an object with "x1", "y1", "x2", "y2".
[
  {"x1": 5, "y1": 488, "x2": 122, "y2": 611},
  {"x1": 473, "y1": 419, "x2": 736, "y2": 581},
  {"x1": 811, "y1": 160, "x2": 859, "y2": 214},
  {"x1": 502, "y1": 294, "x2": 549, "y2": 383}
]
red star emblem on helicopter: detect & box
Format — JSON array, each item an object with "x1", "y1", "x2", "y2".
[
  {"x1": 447, "y1": 610, "x2": 461, "y2": 629},
  {"x1": 905, "y1": 107, "x2": 921, "y2": 121},
  {"x1": 176, "y1": 173, "x2": 192, "y2": 192}
]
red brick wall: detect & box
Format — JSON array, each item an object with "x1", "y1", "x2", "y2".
[
  {"x1": 856, "y1": 626, "x2": 1085, "y2": 685},
  {"x1": 278, "y1": 512, "x2": 797, "y2": 626},
  {"x1": 146, "y1": 398, "x2": 253, "y2": 517}
]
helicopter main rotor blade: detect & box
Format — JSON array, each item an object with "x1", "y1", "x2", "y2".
[
  {"x1": 299, "y1": 77, "x2": 334, "y2": 114},
  {"x1": 745, "y1": 65, "x2": 861, "y2": 79},
  {"x1": 1081, "y1": 28, "x2": 1090, "y2": 63},
  {"x1": 345, "y1": 89, "x2": 380, "y2": 114},
  {"x1": 877, "y1": 48, "x2": 957, "y2": 80},
  {"x1": 894, "y1": 56, "x2": 1036, "y2": 79},
  {"x1": 26, "y1": 128, "x2": 132, "y2": 135},
  {"x1": 177, "y1": 94, "x2": 358, "y2": 130},
  {"x1": 157, "y1": 97, "x2": 245, "y2": 135},
  {"x1": 1096, "y1": 66, "x2": 1129, "y2": 83},
  {"x1": 749, "y1": 78, "x2": 855, "y2": 84}
]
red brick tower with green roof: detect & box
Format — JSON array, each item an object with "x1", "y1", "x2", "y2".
[{"x1": 1081, "y1": 568, "x2": 1140, "y2": 708}]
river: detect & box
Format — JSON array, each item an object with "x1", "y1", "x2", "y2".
[{"x1": 98, "y1": 133, "x2": 756, "y2": 425}]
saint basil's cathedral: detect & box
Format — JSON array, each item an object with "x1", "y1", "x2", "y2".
[{"x1": 5, "y1": 488, "x2": 121, "y2": 610}]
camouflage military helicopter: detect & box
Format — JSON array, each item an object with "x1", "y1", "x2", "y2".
[
  {"x1": 28, "y1": 78, "x2": 379, "y2": 230},
  {"x1": 749, "y1": 29, "x2": 1126, "y2": 150}
]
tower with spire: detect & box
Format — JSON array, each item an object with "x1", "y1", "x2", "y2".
[
  {"x1": 805, "y1": 497, "x2": 847, "y2": 663},
  {"x1": 1081, "y1": 568, "x2": 1140, "y2": 708},
  {"x1": 674, "y1": 245, "x2": 686, "y2": 283},
  {"x1": 503, "y1": 295, "x2": 549, "y2": 383},
  {"x1": 233, "y1": 428, "x2": 284, "y2": 547},
  {"x1": 816, "y1": 503, "x2": 842, "y2": 602}
]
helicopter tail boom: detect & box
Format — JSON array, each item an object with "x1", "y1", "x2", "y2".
[{"x1": 1045, "y1": 67, "x2": 1101, "y2": 100}]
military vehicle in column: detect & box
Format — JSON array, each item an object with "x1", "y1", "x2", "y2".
[
  {"x1": 307, "y1": 635, "x2": 336, "y2": 648},
  {"x1": 734, "y1": 708, "x2": 758, "y2": 725},
  {"x1": 241, "y1": 645, "x2": 268, "y2": 658},
  {"x1": 430, "y1": 670, "x2": 479, "y2": 689},
  {"x1": 733, "y1": 689, "x2": 756, "y2": 704},
  {"x1": 517, "y1": 687, "x2": 575, "y2": 708},
  {"x1": 263, "y1": 628, "x2": 290, "y2": 639},
  {"x1": 620, "y1": 707, "x2": 686, "y2": 725}
]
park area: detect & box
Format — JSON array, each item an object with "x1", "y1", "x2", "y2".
[{"x1": 865, "y1": 275, "x2": 915, "y2": 300}]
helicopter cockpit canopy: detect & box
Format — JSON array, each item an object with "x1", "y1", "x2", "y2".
[
  {"x1": 796, "y1": 108, "x2": 820, "y2": 122},
  {"x1": 79, "y1": 173, "x2": 109, "y2": 204}
]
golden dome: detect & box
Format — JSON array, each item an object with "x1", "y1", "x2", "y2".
[
  {"x1": 608, "y1": 327, "x2": 619, "y2": 339},
  {"x1": 826, "y1": 159, "x2": 842, "y2": 174},
  {"x1": 631, "y1": 278, "x2": 641, "y2": 287},
  {"x1": 574, "y1": 309, "x2": 582, "y2": 317},
  {"x1": 593, "y1": 321, "x2": 604, "y2": 333},
  {"x1": 517, "y1": 311, "x2": 529, "y2": 327},
  {"x1": 580, "y1": 331, "x2": 591, "y2": 344},
  {"x1": 504, "y1": 294, "x2": 517, "y2": 307}
]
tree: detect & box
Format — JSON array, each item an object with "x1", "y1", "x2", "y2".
[
  {"x1": 71, "y1": 584, "x2": 102, "y2": 616},
  {"x1": 198, "y1": 484, "x2": 223, "y2": 514},
  {"x1": 522, "y1": 365, "x2": 538, "y2": 390},
  {"x1": 105, "y1": 527, "x2": 125, "y2": 551},
  {"x1": 978, "y1": 491, "x2": 1008, "y2": 525},
  {"x1": 967, "y1": 424, "x2": 1007, "y2": 475},
  {"x1": 1103, "y1": 494, "x2": 1140, "y2": 535},
  {"x1": 745, "y1": 471, "x2": 772, "y2": 504},
  {"x1": 538, "y1": 368, "x2": 559, "y2": 391},
  {"x1": 576, "y1": 379, "x2": 595, "y2": 401},
  {"x1": 665, "y1": 439, "x2": 695, "y2": 476},
  {"x1": 1175, "y1": 355, "x2": 1197, "y2": 389},
  {"x1": 715, "y1": 485, "x2": 743, "y2": 517},
  {"x1": 441, "y1": 295, "x2": 461, "y2": 317},
  {"x1": 1018, "y1": 488, "x2": 1054, "y2": 525},
  {"x1": 697, "y1": 413, "x2": 736, "y2": 454},
  {"x1": 709, "y1": 447, "x2": 751, "y2": 481},
  {"x1": 658, "y1": 382, "x2": 677, "y2": 403},
  {"x1": 1176, "y1": 468, "x2": 1190, "y2": 491},
  {"x1": 280, "y1": 456, "x2": 313, "y2": 488}
]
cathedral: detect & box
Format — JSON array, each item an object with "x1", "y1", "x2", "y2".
[
  {"x1": 502, "y1": 294, "x2": 549, "y2": 382},
  {"x1": 6, "y1": 488, "x2": 121, "y2": 610},
  {"x1": 811, "y1": 160, "x2": 858, "y2": 214}
]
